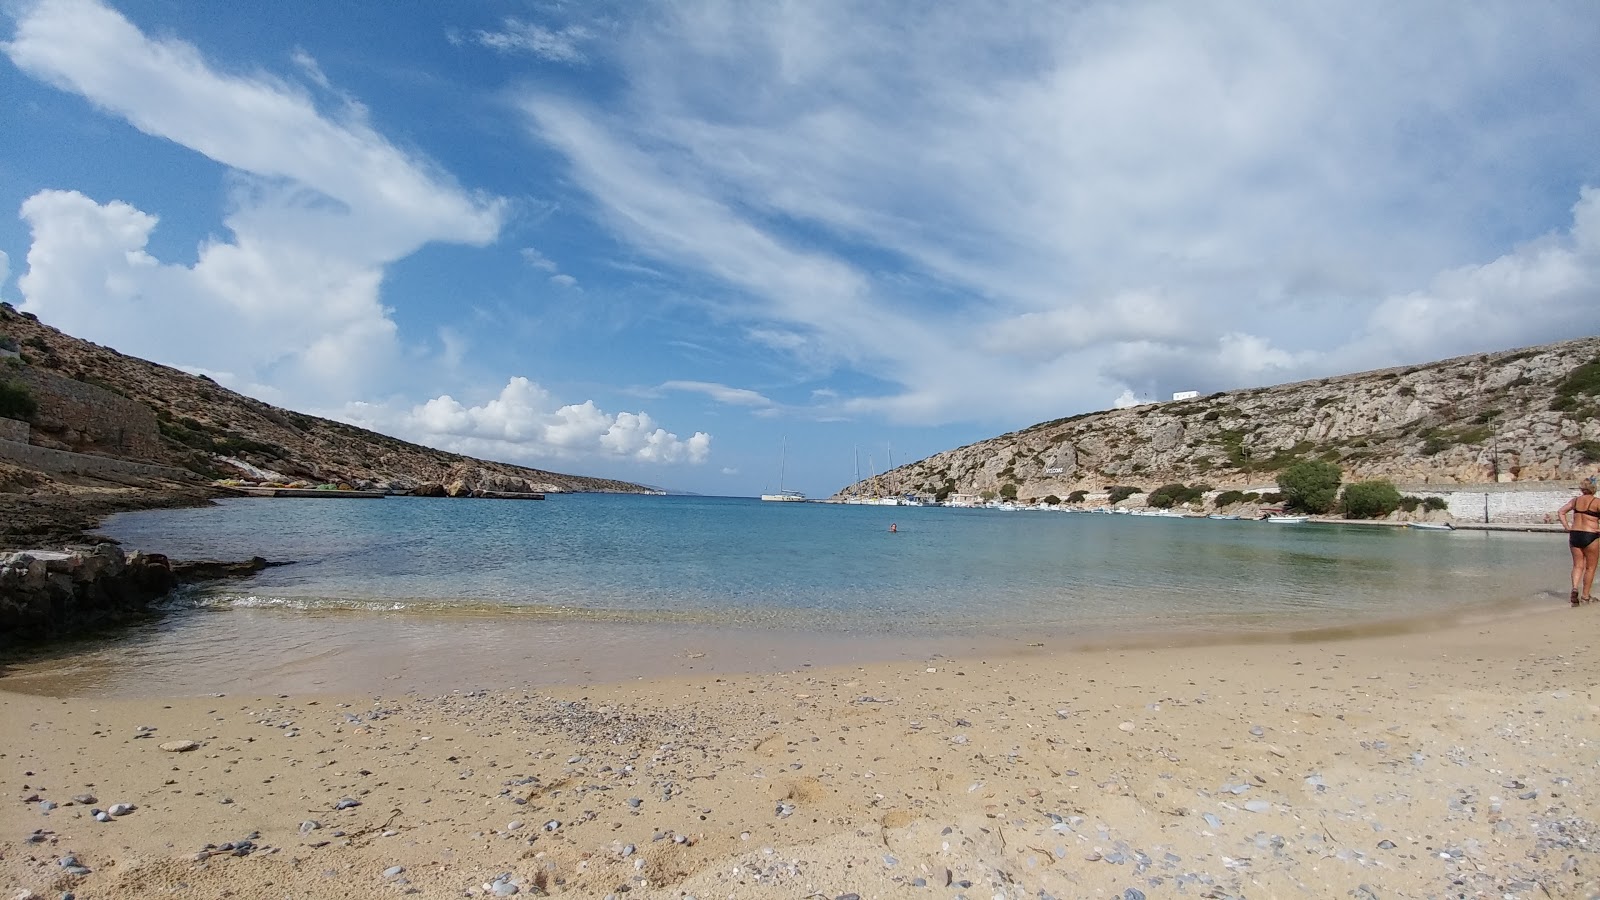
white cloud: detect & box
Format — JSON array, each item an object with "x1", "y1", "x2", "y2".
[
  {"x1": 549, "y1": 273, "x2": 578, "y2": 288},
  {"x1": 473, "y1": 19, "x2": 590, "y2": 63},
  {"x1": 660, "y1": 380, "x2": 772, "y2": 407},
  {"x1": 342, "y1": 377, "x2": 712, "y2": 465},
  {"x1": 514, "y1": 0, "x2": 1600, "y2": 425},
  {"x1": 1112, "y1": 390, "x2": 1154, "y2": 409},
  {"x1": 1355, "y1": 187, "x2": 1600, "y2": 365},
  {"x1": 5, "y1": 0, "x2": 504, "y2": 403},
  {"x1": 520, "y1": 247, "x2": 559, "y2": 271}
]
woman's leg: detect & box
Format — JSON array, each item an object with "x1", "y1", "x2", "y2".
[
  {"x1": 1573, "y1": 545, "x2": 1586, "y2": 604},
  {"x1": 1583, "y1": 540, "x2": 1600, "y2": 601}
]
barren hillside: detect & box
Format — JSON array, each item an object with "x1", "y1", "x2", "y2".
[
  {"x1": 0, "y1": 303, "x2": 652, "y2": 496},
  {"x1": 844, "y1": 337, "x2": 1600, "y2": 503}
]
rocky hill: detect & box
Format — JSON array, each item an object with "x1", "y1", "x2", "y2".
[
  {"x1": 0, "y1": 302, "x2": 653, "y2": 497},
  {"x1": 843, "y1": 336, "x2": 1600, "y2": 504}
]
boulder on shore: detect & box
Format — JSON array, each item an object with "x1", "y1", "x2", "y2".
[{"x1": 0, "y1": 545, "x2": 176, "y2": 646}]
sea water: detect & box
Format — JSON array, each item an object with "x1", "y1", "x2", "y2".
[{"x1": 1, "y1": 494, "x2": 1562, "y2": 696}]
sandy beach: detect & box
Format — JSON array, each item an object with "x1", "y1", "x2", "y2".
[{"x1": 3, "y1": 602, "x2": 1597, "y2": 900}]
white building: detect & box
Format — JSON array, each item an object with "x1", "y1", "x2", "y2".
[{"x1": 1172, "y1": 390, "x2": 1199, "y2": 401}]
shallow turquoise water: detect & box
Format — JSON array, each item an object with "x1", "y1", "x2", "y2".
[
  {"x1": 6, "y1": 494, "x2": 1563, "y2": 697},
  {"x1": 100, "y1": 494, "x2": 1554, "y2": 635}
]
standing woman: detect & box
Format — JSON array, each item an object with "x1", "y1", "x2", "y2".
[{"x1": 1557, "y1": 476, "x2": 1600, "y2": 605}]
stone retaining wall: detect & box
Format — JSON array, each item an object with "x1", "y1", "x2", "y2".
[
  {"x1": 0, "y1": 417, "x2": 26, "y2": 443},
  {"x1": 9, "y1": 367, "x2": 166, "y2": 460},
  {"x1": 1411, "y1": 489, "x2": 1575, "y2": 525},
  {"x1": 0, "y1": 438, "x2": 197, "y2": 480}
]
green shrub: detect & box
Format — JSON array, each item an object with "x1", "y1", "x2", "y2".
[
  {"x1": 0, "y1": 379, "x2": 37, "y2": 420},
  {"x1": 1215, "y1": 490, "x2": 1248, "y2": 506},
  {"x1": 1423, "y1": 496, "x2": 1448, "y2": 511},
  {"x1": 0, "y1": 334, "x2": 17, "y2": 352},
  {"x1": 1107, "y1": 485, "x2": 1141, "y2": 504},
  {"x1": 1573, "y1": 440, "x2": 1600, "y2": 463},
  {"x1": 1066, "y1": 490, "x2": 1087, "y2": 503},
  {"x1": 1398, "y1": 496, "x2": 1422, "y2": 512},
  {"x1": 1340, "y1": 480, "x2": 1403, "y2": 519},
  {"x1": 1148, "y1": 482, "x2": 1209, "y2": 508},
  {"x1": 999, "y1": 483, "x2": 1018, "y2": 500},
  {"x1": 1555, "y1": 355, "x2": 1600, "y2": 399},
  {"x1": 1042, "y1": 494, "x2": 1061, "y2": 506},
  {"x1": 1277, "y1": 460, "x2": 1342, "y2": 514}
]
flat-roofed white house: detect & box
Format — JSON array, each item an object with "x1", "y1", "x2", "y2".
[{"x1": 1171, "y1": 390, "x2": 1199, "y2": 401}]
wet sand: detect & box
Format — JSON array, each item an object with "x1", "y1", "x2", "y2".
[{"x1": 4, "y1": 601, "x2": 1597, "y2": 899}]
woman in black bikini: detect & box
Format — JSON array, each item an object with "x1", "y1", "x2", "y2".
[{"x1": 1557, "y1": 476, "x2": 1600, "y2": 605}]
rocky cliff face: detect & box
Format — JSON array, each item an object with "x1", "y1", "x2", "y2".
[
  {"x1": 0, "y1": 303, "x2": 652, "y2": 495},
  {"x1": 845, "y1": 337, "x2": 1600, "y2": 502}
]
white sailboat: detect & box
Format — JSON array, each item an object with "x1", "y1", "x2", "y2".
[{"x1": 760, "y1": 438, "x2": 807, "y2": 502}]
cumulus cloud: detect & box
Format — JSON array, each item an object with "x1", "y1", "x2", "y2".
[
  {"x1": 343, "y1": 377, "x2": 711, "y2": 465},
  {"x1": 513, "y1": 0, "x2": 1600, "y2": 425},
  {"x1": 1353, "y1": 187, "x2": 1600, "y2": 365},
  {"x1": 4, "y1": 0, "x2": 503, "y2": 401}
]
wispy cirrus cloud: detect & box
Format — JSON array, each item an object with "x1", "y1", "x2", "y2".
[
  {"x1": 470, "y1": 18, "x2": 590, "y2": 63},
  {"x1": 659, "y1": 380, "x2": 773, "y2": 408},
  {"x1": 509, "y1": 0, "x2": 1600, "y2": 421},
  {"x1": 5, "y1": 0, "x2": 709, "y2": 469},
  {"x1": 4, "y1": 0, "x2": 503, "y2": 400}
]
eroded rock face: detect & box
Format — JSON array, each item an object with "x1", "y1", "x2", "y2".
[
  {"x1": 846, "y1": 337, "x2": 1600, "y2": 502},
  {"x1": 0, "y1": 545, "x2": 176, "y2": 645}
]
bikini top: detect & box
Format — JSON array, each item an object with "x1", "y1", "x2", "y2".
[{"x1": 1576, "y1": 500, "x2": 1600, "y2": 519}]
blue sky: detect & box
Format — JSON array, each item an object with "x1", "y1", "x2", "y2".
[{"x1": 1, "y1": 0, "x2": 1597, "y2": 498}]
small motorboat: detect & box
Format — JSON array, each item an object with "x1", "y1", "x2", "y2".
[
  {"x1": 1407, "y1": 522, "x2": 1455, "y2": 531},
  {"x1": 1207, "y1": 513, "x2": 1241, "y2": 520},
  {"x1": 1266, "y1": 515, "x2": 1309, "y2": 524}
]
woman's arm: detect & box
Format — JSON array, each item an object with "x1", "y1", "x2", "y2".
[{"x1": 1557, "y1": 498, "x2": 1577, "y2": 530}]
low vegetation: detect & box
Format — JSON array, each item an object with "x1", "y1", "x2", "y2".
[
  {"x1": 0, "y1": 379, "x2": 38, "y2": 421},
  {"x1": 1106, "y1": 485, "x2": 1141, "y2": 504},
  {"x1": 1278, "y1": 460, "x2": 1342, "y2": 514},
  {"x1": 1340, "y1": 480, "x2": 1402, "y2": 519},
  {"x1": 1147, "y1": 482, "x2": 1211, "y2": 509}
]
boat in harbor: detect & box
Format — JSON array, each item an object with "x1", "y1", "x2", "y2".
[
  {"x1": 1407, "y1": 522, "x2": 1455, "y2": 531},
  {"x1": 1266, "y1": 515, "x2": 1309, "y2": 524},
  {"x1": 760, "y1": 438, "x2": 807, "y2": 502}
]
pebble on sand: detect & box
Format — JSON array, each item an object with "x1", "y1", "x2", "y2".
[{"x1": 159, "y1": 740, "x2": 200, "y2": 752}]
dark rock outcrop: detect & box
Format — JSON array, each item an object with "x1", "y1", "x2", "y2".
[{"x1": 0, "y1": 545, "x2": 176, "y2": 646}]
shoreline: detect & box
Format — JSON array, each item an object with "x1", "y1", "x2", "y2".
[
  {"x1": 3, "y1": 600, "x2": 1596, "y2": 898},
  {"x1": 0, "y1": 579, "x2": 1558, "y2": 701}
]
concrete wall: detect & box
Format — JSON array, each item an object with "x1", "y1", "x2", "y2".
[
  {"x1": 9, "y1": 367, "x2": 166, "y2": 461},
  {"x1": 0, "y1": 417, "x2": 26, "y2": 443},
  {"x1": 1408, "y1": 488, "x2": 1574, "y2": 524},
  {"x1": 0, "y1": 438, "x2": 196, "y2": 481}
]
